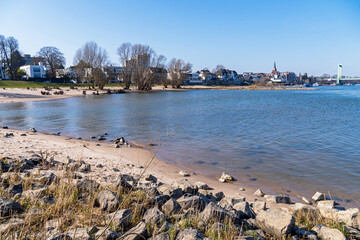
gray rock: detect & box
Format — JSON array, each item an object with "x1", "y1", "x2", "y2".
[
  {"x1": 66, "y1": 228, "x2": 91, "y2": 240},
  {"x1": 195, "y1": 182, "x2": 210, "y2": 190},
  {"x1": 178, "y1": 171, "x2": 190, "y2": 177},
  {"x1": 115, "y1": 174, "x2": 134, "y2": 189},
  {"x1": 253, "y1": 201, "x2": 266, "y2": 212},
  {"x1": 0, "y1": 197, "x2": 23, "y2": 216},
  {"x1": 146, "y1": 187, "x2": 159, "y2": 198},
  {"x1": 345, "y1": 226, "x2": 360, "y2": 240},
  {"x1": 122, "y1": 220, "x2": 148, "y2": 240},
  {"x1": 199, "y1": 202, "x2": 238, "y2": 223},
  {"x1": 94, "y1": 229, "x2": 121, "y2": 240},
  {"x1": 46, "y1": 233, "x2": 72, "y2": 240},
  {"x1": 255, "y1": 207, "x2": 295, "y2": 238},
  {"x1": 213, "y1": 191, "x2": 225, "y2": 201},
  {"x1": 8, "y1": 183, "x2": 23, "y2": 197},
  {"x1": 96, "y1": 190, "x2": 120, "y2": 212},
  {"x1": 176, "y1": 228, "x2": 205, "y2": 240},
  {"x1": 143, "y1": 208, "x2": 166, "y2": 228},
  {"x1": 317, "y1": 200, "x2": 335, "y2": 209},
  {"x1": 30, "y1": 127, "x2": 37, "y2": 132},
  {"x1": 152, "y1": 195, "x2": 170, "y2": 209},
  {"x1": 162, "y1": 198, "x2": 181, "y2": 216},
  {"x1": 157, "y1": 184, "x2": 183, "y2": 199},
  {"x1": 76, "y1": 179, "x2": 100, "y2": 192},
  {"x1": 177, "y1": 195, "x2": 204, "y2": 211},
  {"x1": 144, "y1": 174, "x2": 157, "y2": 183},
  {"x1": 311, "y1": 224, "x2": 345, "y2": 240},
  {"x1": 219, "y1": 172, "x2": 234, "y2": 182},
  {"x1": 302, "y1": 197, "x2": 312, "y2": 205},
  {"x1": 39, "y1": 172, "x2": 56, "y2": 185},
  {"x1": 172, "y1": 179, "x2": 197, "y2": 194},
  {"x1": 79, "y1": 163, "x2": 91, "y2": 173},
  {"x1": 265, "y1": 195, "x2": 291, "y2": 204},
  {"x1": 254, "y1": 189, "x2": 265, "y2": 197},
  {"x1": 311, "y1": 192, "x2": 325, "y2": 202},
  {"x1": 150, "y1": 232, "x2": 171, "y2": 240},
  {"x1": 22, "y1": 188, "x2": 47, "y2": 200},
  {"x1": 294, "y1": 227, "x2": 318, "y2": 240},
  {"x1": 233, "y1": 201, "x2": 255, "y2": 219},
  {"x1": 336, "y1": 208, "x2": 360, "y2": 229},
  {"x1": 107, "y1": 209, "x2": 132, "y2": 228},
  {"x1": 0, "y1": 218, "x2": 24, "y2": 233}
]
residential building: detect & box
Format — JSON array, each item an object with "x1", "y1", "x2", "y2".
[
  {"x1": 22, "y1": 54, "x2": 36, "y2": 65},
  {"x1": 20, "y1": 62, "x2": 48, "y2": 79},
  {"x1": 216, "y1": 69, "x2": 241, "y2": 85},
  {"x1": 0, "y1": 63, "x2": 8, "y2": 80},
  {"x1": 186, "y1": 72, "x2": 204, "y2": 85}
]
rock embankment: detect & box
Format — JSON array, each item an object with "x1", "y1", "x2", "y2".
[{"x1": 0, "y1": 131, "x2": 359, "y2": 239}]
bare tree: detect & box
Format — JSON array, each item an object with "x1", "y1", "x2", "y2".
[
  {"x1": 167, "y1": 58, "x2": 192, "y2": 88},
  {"x1": 212, "y1": 64, "x2": 225, "y2": 74},
  {"x1": 73, "y1": 41, "x2": 109, "y2": 89},
  {"x1": 38, "y1": 46, "x2": 66, "y2": 79},
  {"x1": 117, "y1": 43, "x2": 166, "y2": 90},
  {"x1": 0, "y1": 35, "x2": 20, "y2": 79}
]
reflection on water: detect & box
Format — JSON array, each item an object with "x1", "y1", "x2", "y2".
[{"x1": 1, "y1": 86, "x2": 360, "y2": 206}]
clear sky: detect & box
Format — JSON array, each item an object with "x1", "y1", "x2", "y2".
[{"x1": 1, "y1": 0, "x2": 359, "y2": 76}]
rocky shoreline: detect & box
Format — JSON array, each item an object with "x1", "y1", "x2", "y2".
[{"x1": 0, "y1": 128, "x2": 359, "y2": 239}]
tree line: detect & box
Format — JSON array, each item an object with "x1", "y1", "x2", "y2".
[{"x1": 1, "y1": 35, "x2": 193, "y2": 91}]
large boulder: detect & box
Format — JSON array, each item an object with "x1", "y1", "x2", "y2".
[
  {"x1": 94, "y1": 229, "x2": 121, "y2": 240},
  {"x1": 143, "y1": 208, "x2": 166, "y2": 228},
  {"x1": 176, "y1": 228, "x2": 205, "y2": 240},
  {"x1": 152, "y1": 195, "x2": 170, "y2": 209},
  {"x1": 199, "y1": 202, "x2": 238, "y2": 223},
  {"x1": 177, "y1": 195, "x2": 205, "y2": 211},
  {"x1": 255, "y1": 207, "x2": 295, "y2": 238},
  {"x1": 233, "y1": 201, "x2": 255, "y2": 219},
  {"x1": 95, "y1": 190, "x2": 120, "y2": 212},
  {"x1": 162, "y1": 198, "x2": 181, "y2": 216},
  {"x1": 157, "y1": 184, "x2": 183, "y2": 199},
  {"x1": 0, "y1": 197, "x2": 23, "y2": 217},
  {"x1": 336, "y1": 208, "x2": 360, "y2": 229},
  {"x1": 172, "y1": 179, "x2": 197, "y2": 194},
  {"x1": 107, "y1": 209, "x2": 132, "y2": 228},
  {"x1": 311, "y1": 224, "x2": 346, "y2": 240},
  {"x1": 317, "y1": 200, "x2": 335, "y2": 209},
  {"x1": 122, "y1": 221, "x2": 148, "y2": 240}
]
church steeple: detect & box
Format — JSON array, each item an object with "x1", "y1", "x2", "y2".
[{"x1": 274, "y1": 61, "x2": 277, "y2": 72}]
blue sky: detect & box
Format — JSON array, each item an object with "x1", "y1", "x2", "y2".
[{"x1": 1, "y1": 0, "x2": 360, "y2": 76}]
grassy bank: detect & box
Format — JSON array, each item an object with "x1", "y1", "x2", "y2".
[{"x1": 0, "y1": 80, "x2": 122, "y2": 89}]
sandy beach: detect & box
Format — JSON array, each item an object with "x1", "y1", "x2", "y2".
[{"x1": 0, "y1": 127, "x2": 262, "y2": 204}]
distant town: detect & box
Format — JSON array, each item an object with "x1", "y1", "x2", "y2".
[{"x1": 1, "y1": 35, "x2": 360, "y2": 89}]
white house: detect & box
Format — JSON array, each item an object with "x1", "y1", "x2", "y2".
[
  {"x1": 20, "y1": 62, "x2": 48, "y2": 79},
  {"x1": 187, "y1": 72, "x2": 203, "y2": 85}
]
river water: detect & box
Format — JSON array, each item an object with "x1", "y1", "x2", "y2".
[{"x1": 1, "y1": 86, "x2": 359, "y2": 206}]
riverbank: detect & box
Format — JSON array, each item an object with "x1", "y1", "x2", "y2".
[
  {"x1": 0, "y1": 128, "x2": 359, "y2": 239},
  {"x1": 0, "y1": 84, "x2": 317, "y2": 104}
]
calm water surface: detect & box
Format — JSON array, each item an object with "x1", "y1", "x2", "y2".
[{"x1": 1, "y1": 86, "x2": 359, "y2": 206}]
